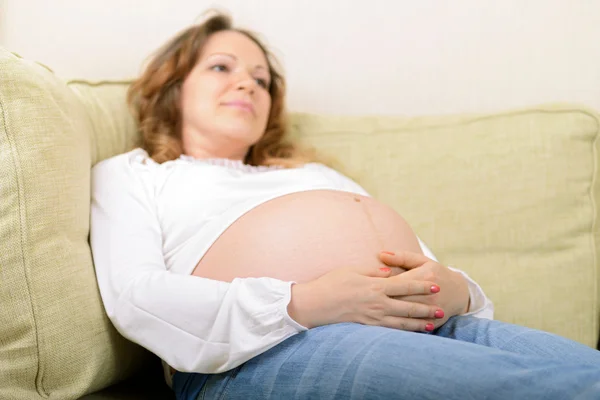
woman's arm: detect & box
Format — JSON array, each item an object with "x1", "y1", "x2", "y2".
[{"x1": 91, "y1": 153, "x2": 307, "y2": 374}]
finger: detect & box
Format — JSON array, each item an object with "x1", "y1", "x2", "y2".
[
  {"x1": 383, "y1": 279, "x2": 440, "y2": 297},
  {"x1": 398, "y1": 293, "x2": 438, "y2": 305},
  {"x1": 390, "y1": 265, "x2": 429, "y2": 280},
  {"x1": 379, "y1": 250, "x2": 432, "y2": 270},
  {"x1": 384, "y1": 297, "x2": 442, "y2": 319},
  {"x1": 388, "y1": 266, "x2": 407, "y2": 277},
  {"x1": 380, "y1": 316, "x2": 438, "y2": 333},
  {"x1": 366, "y1": 266, "x2": 394, "y2": 278}
]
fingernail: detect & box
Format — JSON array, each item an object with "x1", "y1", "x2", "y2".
[
  {"x1": 379, "y1": 267, "x2": 391, "y2": 272},
  {"x1": 430, "y1": 285, "x2": 440, "y2": 293},
  {"x1": 381, "y1": 251, "x2": 395, "y2": 255},
  {"x1": 425, "y1": 323, "x2": 435, "y2": 332},
  {"x1": 434, "y1": 310, "x2": 445, "y2": 319}
]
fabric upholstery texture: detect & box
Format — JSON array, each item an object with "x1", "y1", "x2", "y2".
[
  {"x1": 0, "y1": 49, "x2": 150, "y2": 400},
  {"x1": 1, "y1": 45, "x2": 598, "y2": 399}
]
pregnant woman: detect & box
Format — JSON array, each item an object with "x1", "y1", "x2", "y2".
[{"x1": 90, "y1": 11, "x2": 600, "y2": 400}]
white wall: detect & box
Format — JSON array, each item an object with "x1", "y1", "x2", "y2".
[{"x1": 1, "y1": 0, "x2": 599, "y2": 115}]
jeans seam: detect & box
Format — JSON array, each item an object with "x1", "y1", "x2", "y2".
[
  {"x1": 198, "y1": 381, "x2": 208, "y2": 400},
  {"x1": 217, "y1": 365, "x2": 243, "y2": 400}
]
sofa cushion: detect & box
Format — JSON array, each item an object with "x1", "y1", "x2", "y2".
[
  {"x1": 289, "y1": 106, "x2": 600, "y2": 348},
  {"x1": 0, "y1": 48, "x2": 150, "y2": 400}
]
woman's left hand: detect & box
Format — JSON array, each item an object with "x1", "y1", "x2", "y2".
[{"x1": 379, "y1": 250, "x2": 470, "y2": 328}]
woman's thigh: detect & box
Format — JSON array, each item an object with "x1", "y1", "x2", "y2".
[
  {"x1": 174, "y1": 321, "x2": 600, "y2": 400},
  {"x1": 436, "y1": 315, "x2": 600, "y2": 366}
]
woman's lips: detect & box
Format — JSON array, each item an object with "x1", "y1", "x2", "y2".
[{"x1": 223, "y1": 101, "x2": 255, "y2": 115}]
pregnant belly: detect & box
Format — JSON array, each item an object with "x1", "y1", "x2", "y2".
[{"x1": 192, "y1": 190, "x2": 422, "y2": 283}]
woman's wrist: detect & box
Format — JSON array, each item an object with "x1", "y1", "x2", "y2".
[
  {"x1": 461, "y1": 296, "x2": 471, "y2": 315},
  {"x1": 287, "y1": 283, "x2": 317, "y2": 329},
  {"x1": 450, "y1": 270, "x2": 471, "y2": 316}
]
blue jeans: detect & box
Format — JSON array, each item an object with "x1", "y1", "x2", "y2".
[{"x1": 172, "y1": 316, "x2": 600, "y2": 399}]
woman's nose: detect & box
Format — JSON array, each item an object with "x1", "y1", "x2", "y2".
[{"x1": 234, "y1": 72, "x2": 256, "y2": 93}]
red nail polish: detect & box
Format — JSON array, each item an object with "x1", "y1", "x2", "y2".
[
  {"x1": 381, "y1": 251, "x2": 395, "y2": 256},
  {"x1": 430, "y1": 285, "x2": 440, "y2": 293},
  {"x1": 434, "y1": 310, "x2": 445, "y2": 319},
  {"x1": 425, "y1": 323, "x2": 435, "y2": 332},
  {"x1": 379, "y1": 267, "x2": 391, "y2": 272}
]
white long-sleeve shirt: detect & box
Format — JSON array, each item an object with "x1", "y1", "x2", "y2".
[{"x1": 90, "y1": 148, "x2": 494, "y2": 375}]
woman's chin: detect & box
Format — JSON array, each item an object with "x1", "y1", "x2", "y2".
[{"x1": 217, "y1": 123, "x2": 265, "y2": 146}]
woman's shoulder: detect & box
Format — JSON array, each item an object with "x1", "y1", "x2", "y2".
[
  {"x1": 93, "y1": 148, "x2": 154, "y2": 173},
  {"x1": 91, "y1": 148, "x2": 158, "y2": 189},
  {"x1": 91, "y1": 149, "x2": 159, "y2": 215},
  {"x1": 301, "y1": 162, "x2": 332, "y2": 171},
  {"x1": 302, "y1": 162, "x2": 345, "y2": 175}
]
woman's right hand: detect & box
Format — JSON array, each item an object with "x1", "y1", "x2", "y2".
[{"x1": 287, "y1": 265, "x2": 443, "y2": 332}]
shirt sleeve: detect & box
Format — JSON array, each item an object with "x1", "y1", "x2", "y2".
[
  {"x1": 320, "y1": 164, "x2": 494, "y2": 320},
  {"x1": 90, "y1": 153, "x2": 306, "y2": 374}
]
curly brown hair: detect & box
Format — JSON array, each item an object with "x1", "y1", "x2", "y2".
[{"x1": 127, "y1": 10, "x2": 314, "y2": 166}]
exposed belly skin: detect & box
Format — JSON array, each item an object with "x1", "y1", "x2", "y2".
[{"x1": 192, "y1": 190, "x2": 422, "y2": 283}]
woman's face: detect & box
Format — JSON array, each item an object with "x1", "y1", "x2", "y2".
[{"x1": 180, "y1": 30, "x2": 272, "y2": 160}]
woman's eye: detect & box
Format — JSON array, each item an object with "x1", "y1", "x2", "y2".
[
  {"x1": 255, "y1": 78, "x2": 269, "y2": 89},
  {"x1": 211, "y1": 64, "x2": 228, "y2": 72}
]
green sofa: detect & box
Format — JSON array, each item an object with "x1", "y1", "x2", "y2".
[{"x1": 1, "y1": 47, "x2": 598, "y2": 399}]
